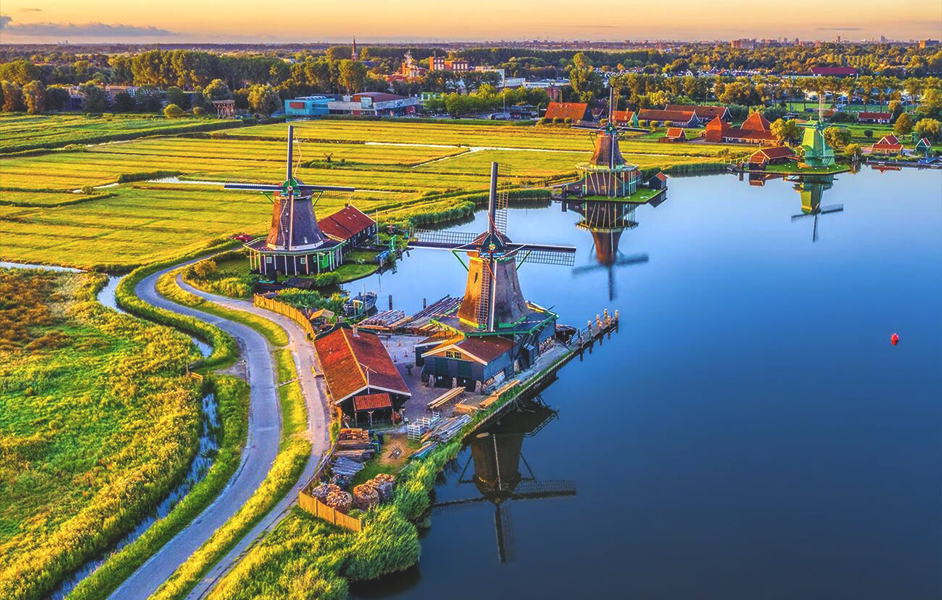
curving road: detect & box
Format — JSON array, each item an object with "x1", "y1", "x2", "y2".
[{"x1": 109, "y1": 264, "x2": 330, "y2": 600}]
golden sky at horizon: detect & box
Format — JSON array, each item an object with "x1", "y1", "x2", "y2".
[{"x1": 1, "y1": 0, "x2": 940, "y2": 43}]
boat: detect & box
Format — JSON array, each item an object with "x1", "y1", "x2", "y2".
[{"x1": 344, "y1": 291, "x2": 377, "y2": 316}]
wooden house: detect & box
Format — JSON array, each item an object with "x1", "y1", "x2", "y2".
[
  {"x1": 857, "y1": 111, "x2": 892, "y2": 124},
  {"x1": 418, "y1": 336, "x2": 517, "y2": 392},
  {"x1": 915, "y1": 137, "x2": 933, "y2": 154},
  {"x1": 871, "y1": 134, "x2": 903, "y2": 155},
  {"x1": 661, "y1": 127, "x2": 687, "y2": 143},
  {"x1": 665, "y1": 104, "x2": 731, "y2": 122},
  {"x1": 638, "y1": 109, "x2": 699, "y2": 128},
  {"x1": 704, "y1": 113, "x2": 777, "y2": 144},
  {"x1": 748, "y1": 146, "x2": 796, "y2": 168},
  {"x1": 544, "y1": 102, "x2": 589, "y2": 122},
  {"x1": 317, "y1": 205, "x2": 377, "y2": 253}
]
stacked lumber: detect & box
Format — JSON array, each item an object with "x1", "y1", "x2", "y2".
[
  {"x1": 454, "y1": 400, "x2": 478, "y2": 415},
  {"x1": 358, "y1": 310, "x2": 406, "y2": 330},
  {"x1": 335, "y1": 448, "x2": 374, "y2": 462},
  {"x1": 427, "y1": 387, "x2": 463, "y2": 410},
  {"x1": 332, "y1": 456, "x2": 365, "y2": 478},
  {"x1": 334, "y1": 429, "x2": 374, "y2": 462},
  {"x1": 410, "y1": 441, "x2": 438, "y2": 460}
]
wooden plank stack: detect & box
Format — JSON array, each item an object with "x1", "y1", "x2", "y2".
[
  {"x1": 335, "y1": 428, "x2": 375, "y2": 462},
  {"x1": 427, "y1": 387, "x2": 463, "y2": 410}
]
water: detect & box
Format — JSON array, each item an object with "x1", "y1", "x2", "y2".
[
  {"x1": 350, "y1": 168, "x2": 942, "y2": 600},
  {"x1": 51, "y1": 394, "x2": 220, "y2": 599}
]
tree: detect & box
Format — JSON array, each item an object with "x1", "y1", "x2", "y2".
[
  {"x1": 863, "y1": 129, "x2": 874, "y2": 140},
  {"x1": 337, "y1": 60, "x2": 368, "y2": 94},
  {"x1": 572, "y1": 52, "x2": 592, "y2": 70},
  {"x1": 79, "y1": 83, "x2": 108, "y2": 113},
  {"x1": 771, "y1": 118, "x2": 801, "y2": 143},
  {"x1": 823, "y1": 126, "x2": 852, "y2": 149},
  {"x1": 165, "y1": 86, "x2": 190, "y2": 109},
  {"x1": 845, "y1": 143, "x2": 862, "y2": 158},
  {"x1": 203, "y1": 78, "x2": 232, "y2": 103},
  {"x1": 917, "y1": 88, "x2": 942, "y2": 119},
  {"x1": 22, "y1": 80, "x2": 45, "y2": 114},
  {"x1": 914, "y1": 118, "x2": 941, "y2": 142},
  {"x1": 163, "y1": 103, "x2": 185, "y2": 118},
  {"x1": 45, "y1": 86, "x2": 70, "y2": 111},
  {"x1": 113, "y1": 91, "x2": 136, "y2": 113},
  {"x1": 1, "y1": 81, "x2": 23, "y2": 112},
  {"x1": 247, "y1": 85, "x2": 281, "y2": 116},
  {"x1": 894, "y1": 112, "x2": 913, "y2": 136}
]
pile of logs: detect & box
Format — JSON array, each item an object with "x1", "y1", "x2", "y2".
[
  {"x1": 371, "y1": 473, "x2": 396, "y2": 501},
  {"x1": 311, "y1": 483, "x2": 353, "y2": 514},
  {"x1": 351, "y1": 473, "x2": 397, "y2": 510},
  {"x1": 358, "y1": 310, "x2": 406, "y2": 331},
  {"x1": 335, "y1": 428, "x2": 375, "y2": 463}
]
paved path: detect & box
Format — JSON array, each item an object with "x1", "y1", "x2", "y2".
[{"x1": 109, "y1": 264, "x2": 329, "y2": 600}]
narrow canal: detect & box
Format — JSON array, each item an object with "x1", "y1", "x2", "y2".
[{"x1": 349, "y1": 169, "x2": 942, "y2": 599}]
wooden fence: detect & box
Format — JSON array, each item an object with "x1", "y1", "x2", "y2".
[
  {"x1": 298, "y1": 490, "x2": 363, "y2": 532},
  {"x1": 253, "y1": 294, "x2": 316, "y2": 339}
]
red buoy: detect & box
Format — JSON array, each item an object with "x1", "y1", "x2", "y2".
[{"x1": 891, "y1": 333, "x2": 899, "y2": 346}]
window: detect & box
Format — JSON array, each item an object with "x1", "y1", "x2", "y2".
[
  {"x1": 266, "y1": 256, "x2": 273, "y2": 263},
  {"x1": 445, "y1": 350, "x2": 463, "y2": 360},
  {"x1": 299, "y1": 256, "x2": 307, "y2": 264}
]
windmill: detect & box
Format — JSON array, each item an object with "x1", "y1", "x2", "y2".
[
  {"x1": 791, "y1": 175, "x2": 843, "y2": 242},
  {"x1": 224, "y1": 125, "x2": 355, "y2": 277},
  {"x1": 410, "y1": 162, "x2": 576, "y2": 333},
  {"x1": 431, "y1": 398, "x2": 576, "y2": 563},
  {"x1": 567, "y1": 201, "x2": 649, "y2": 301}
]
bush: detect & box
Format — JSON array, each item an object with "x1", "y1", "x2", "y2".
[
  {"x1": 664, "y1": 120, "x2": 673, "y2": 128},
  {"x1": 863, "y1": 129, "x2": 874, "y2": 139},
  {"x1": 164, "y1": 103, "x2": 185, "y2": 119},
  {"x1": 192, "y1": 106, "x2": 204, "y2": 116}
]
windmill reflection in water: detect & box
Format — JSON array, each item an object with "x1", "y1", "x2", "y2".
[
  {"x1": 790, "y1": 175, "x2": 843, "y2": 242},
  {"x1": 431, "y1": 397, "x2": 575, "y2": 563}
]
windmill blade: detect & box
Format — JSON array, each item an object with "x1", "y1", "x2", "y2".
[
  {"x1": 790, "y1": 213, "x2": 813, "y2": 220},
  {"x1": 495, "y1": 502, "x2": 517, "y2": 563},
  {"x1": 512, "y1": 479, "x2": 577, "y2": 499},
  {"x1": 571, "y1": 263, "x2": 606, "y2": 276},
  {"x1": 511, "y1": 245, "x2": 576, "y2": 267},
  {"x1": 430, "y1": 496, "x2": 490, "y2": 514},
  {"x1": 411, "y1": 229, "x2": 478, "y2": 249},
  {"x1": 613, "y1": 253, "x2": 649, "y2": 267},
  {"x1": 820, "y1": 204, "x2": 844, "y2": 214},
  {"x1": 223, "y1": 183, "x2": 355, "y2": 193},
  {"x1": 813, "y1": 214, "x2": 819, "y2": 243}
]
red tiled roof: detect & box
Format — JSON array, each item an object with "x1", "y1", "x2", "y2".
[
  {"x1": 318, "y1": 205, "x2": 375, "y2": 241},
  {"x1": 741, "y1": 112, "x2": 772, "y2": 133},
  {"x1": 665, "y1": 127, "x2": 685, "y2": 139},
  {"x1": 876, "y1": 134, "x2": 899, "y2": 146},
  {"x1": 654, "y1": 172, "x2": 668, "y2": 181},
  {"x1": 751, "y1": 146, "x2": 796, "y2": 161},
  {"x1": 638, "y1": 109, "x2": 696, "y2": 123},
  {"x1": 544, "y1": 102, "x2": 588, "y2": 121},
  {"x1": 916, "y1": 137, "x2": 932, "y2": 147},
  {"x1": 611, "y1": 110, "x2": 634, "y2": 124},
  {"x1": 455, "y1": 336, "x2": 514, "y2": 362},
  {"x1": 857, "y1": 112, "x2": 891, "y2": 120},
  {"x1": 665, "y1": 104, "x2": 729, "y2": 120},
  {"x1": 314, "y1": 325, "x2": 410, "y2": 403},
  {"x1": 353, "y1": 393, "x2": 392, "y2": 412},
  {"x1": 809, "y1": 66, "x2": 857, "y2": 76}
]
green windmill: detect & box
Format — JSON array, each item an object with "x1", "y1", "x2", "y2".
[{"x1": 800, "y1": 94, "x2": 836, "y2": 168}]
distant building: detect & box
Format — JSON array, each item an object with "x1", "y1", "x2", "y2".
[
  {"x1": 731, "y1": 39, "x2": 757, "y2": 50},
  {"x1": 871, "y1": 134, "x2": 903, "y2": 155},
  {"x1": 612, "y1": 109, "x2": 638, "y2": 127},
  {"x1": 430, "y1": 55, "x2": 470, "y2": 72},
  {"x1": 857, "y1": 111, "x2": 892, "y2": 124},
  {"x1": 284, "y1": 96, "x2": 332, "y2": 117},
  {"x1": 397, "y1": 51, "x2": 427, "y2": 79},
  {"x1": 327, "y1": 92, "x2": 420, "y2": 117},
  {"x1": 317, "y1": 205, "x2": 377, "y2": 251},
  {"x1": 704, "y1": 113, "x2": 778, "y2": 144},
  {"x1": 544, "y1": 101, "x2": 589, "y2": 121},
  {"x1": 809, "y1": 66, "x2": 858, "y2": 77},
  {"x1": 661, "y1": 127, "x2": 687, "y2": 143},
  {"x1": 638, "y1": 109, "x2": 699, "y2": 128},
  {"x1": 314, "y1": 324, "x2": 411, "y2": 422},
  {"x1": 919, "y1": 39, "x2": 940, "y2": 48},
  {"x1": 665, "y1": 104, "x2": 731, "y2": 122},
  {"x1": 747, "y1": 146, "x2": 796, "y2": 168}
]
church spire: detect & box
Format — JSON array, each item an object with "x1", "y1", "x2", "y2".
[{"x1": 352, "y1": 37, "x2": 358, "y2": 61}]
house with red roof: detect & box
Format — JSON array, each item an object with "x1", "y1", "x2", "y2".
[
  {"x1": 661, "y1": 127, "x2": 687, "y2": 143},
  {"x1": 314, "y1": 324, "x2": 411, "y2": 421},
  {"x1": 418, "y1": 335, "x2": 516, "y2": 392},
  {"x1": 544, "y1": 102, "x2": 589, "y2": 122},
  {"x1": 747, "y1": 146, "x2": 796, "y2": 168},
  {"x1": 871, "y1": 134, "x2": 903, "y2": 155},
  {"x1": 704, "y1": 113, "x2": 778, "y2": 144},
  {"x1": 317, "y1": 205, "x2": 377, "y2": 252},
  {"x1": 665, "y1": 104, "x2": 731, "y2": 122},
  {"x1": 857, "y1": 112, "x2": 892, "y2": 124},
  {"x1": 611, "y1": 110, "x2": 637, "y2": 127},
  {"x1": 638, "y1": 109, "x2": 699, "y2": 128}
]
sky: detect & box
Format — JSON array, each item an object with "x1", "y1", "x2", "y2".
[{"x1": 0, "y1": 0, "x2": 940, "y2": 44}]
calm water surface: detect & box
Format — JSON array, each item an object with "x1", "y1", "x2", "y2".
[{"x1": 349, "y1": 169, "x2": 941, "y2": 600}]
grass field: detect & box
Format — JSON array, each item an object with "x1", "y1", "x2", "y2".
[
  {"x1": 0, "y1": 269, "x2": 203, "y2": 600},
  {"x1": 1, "y1": 117, "x2": 751, "y2": 269},
  {"x1": 0, "y1": 114, "x2": 232, "y2": 155}
]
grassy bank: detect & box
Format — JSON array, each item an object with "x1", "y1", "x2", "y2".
[{"x1": 0, "y1": 269, "x2": 202, "y2": 600}]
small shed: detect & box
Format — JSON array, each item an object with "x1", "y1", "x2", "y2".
[
  {"x1": 915, "y1": 137, "x2": 933, "y2": 154},
  {"x1": 648, "y1": 172, "x2": 668, "y2": 190},
  {"x1": 661, "y1": 127, "x2": 687, "y2": 143}
]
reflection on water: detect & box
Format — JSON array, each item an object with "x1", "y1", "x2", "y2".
[{"x1": 790, "y1": 175, "x2": 843, "y2": 243}]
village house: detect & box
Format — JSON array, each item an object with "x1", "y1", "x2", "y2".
[
  {"x1": 871, "y1": 134, "x2": 903, "y2": 155},
  {"x1": 638, "y1": 109, "x2": 699, "y2": 128},
  {"x1": 416, "y1": 335, "x2": 518, "y2": 392},
  {"x1": 611, "y1": 109, "x2": 638, "y2": 127},
  {"x1": 661, "y1": 127, "x2": 687, "y2": 143},
  {"x1": 915, "y1": 137, "x2": 933, "y2": 155},
  {"x1": 544, "y1": 102, "x2": 589, "y2": 121},
  {"x1": 704, "y1": 113, "x2": 778, "y2": 144},
  {"x1": 747, "y1": 146, "x2": 797, "y2": 168},
  {"x1": 317, "y1": 205, "x2": 377, "y2": 253},
  {"x1": 665, "y1": 104, "x2": 731, "y2": 122},
  {"x1": 857, "y1": 111, "x2": 892, "y2": 124},
  {"x1": 809, "y1": 66, "x2": 858, "y2": 77},
  {"x1": 429, "y1": 55, "x2": 470, "y2": 72},
  {"x1": 314, "y1": 324, "x2": 411, "y2": 424}
]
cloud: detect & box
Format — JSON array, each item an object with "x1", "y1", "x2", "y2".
[
  {"x1": 0, "y1": 18, "x2": 176, "y2": 37},
  {"x1": 18, "y1": 8, "x2": 43, "y2": 12},
  {"x1": 816, "y1": 27, "x2": 863, "y2": 31}
]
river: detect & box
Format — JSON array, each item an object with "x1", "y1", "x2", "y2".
[{"x1": 349, "y1": 168, "x2": 942, "y2": 600}]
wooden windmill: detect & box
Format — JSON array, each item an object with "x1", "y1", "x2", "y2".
[
  {"x1": 411, "y1": 162, "x2": 576, "y2": 333},
  {"x1": 224, "y1": 125, "x2": 355, "y2": 277},
  {"x1": 567, "y1": 201, "x2": 649, "y2": 301},
  {"x1": 431, "y1": 398, "x2": 576, "y2": 563},
  {"x1": 791, "y1": 176, "x2": 843, "y2": 242}
]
